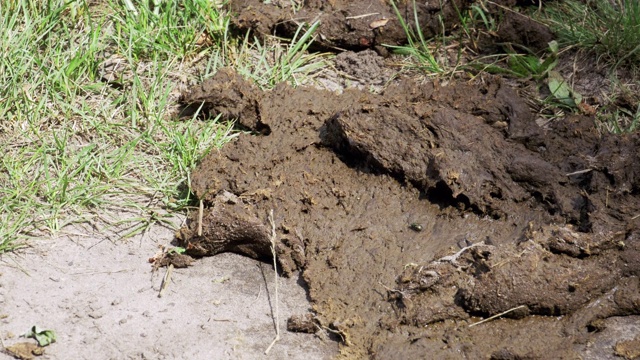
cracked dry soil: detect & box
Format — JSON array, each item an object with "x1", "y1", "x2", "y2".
[{"x1": 175, "y1": 67, "x2": 640, "y2": 359}]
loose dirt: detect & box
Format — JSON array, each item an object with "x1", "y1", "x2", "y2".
[{"x1": 229, "y1": 0, "x2": 468, "y2": 52}]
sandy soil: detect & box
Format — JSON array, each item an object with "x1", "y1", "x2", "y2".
[{"x1": 0, "y1": 220, "x2": 337, "y2": 359}]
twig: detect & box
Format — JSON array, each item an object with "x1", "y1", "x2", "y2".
[
  {"x1": 316, "y1": 324, "x2": 347, "y2": 343},
  {"x1": 468, "y1": 305, "x2": 526, "y2": 327},
  {"x1": 197, "y1": 199, "x2": 203, "y2": 237},
  {"x1": 1, "y1": 254, "x2": 31, "y2": 276},
  {"x1": 565, "y1": 168, "x2": 593, "y2": 176},
  {"x1": 70, "y1": 269, "x2": 130, "y2": 276},
  {"x1": 158, "y1": 264, "x2": 174, "y2": 298},
  {"x1": 345, "y1": 12, "x2": 380, "y2": 20},
  {"x1": 378, "y1": 281, "x2": 405, "y2": 296},
  {"x1": 265, "y1": 209, "x2": 280, "y2": 354}
]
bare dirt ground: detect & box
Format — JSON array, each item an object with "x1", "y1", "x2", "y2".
[
  {"x1": 0, "y1": 220, "x2": 338, "y2": 359},
  {"x1": 2, "y1": 1, "x2": 640, "y2": 360}
]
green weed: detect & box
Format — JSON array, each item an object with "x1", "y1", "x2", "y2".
[
  {"x1": 505, "y1": 41, "x2": 558, "y2": 80},
  {"x1": 606, "y1": 105, "x2": 640, "y2": 133}
]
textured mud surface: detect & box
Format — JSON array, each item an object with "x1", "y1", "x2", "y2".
[
  {"x1": 228, "y1": 0, "x2": 555, "y2": 57},
  {"x1": 229, "y1": 0, "x2": 469, "y2": 52},
  {"x1": 176, "y1": 66, "x2": 640, "y2": 358},
  {"x1": 166, "y1": 1, "x2": 640, "y2": 358}
]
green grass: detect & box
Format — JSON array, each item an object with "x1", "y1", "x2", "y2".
[
  {"x1": 233, "y1": 21, "x2": 330, "y2": 89},
  {"x1": 605, "y1": 105, "x2": 640, "y2": 133},
  {"x1": 0, "y1": 0, "x2": 326, "y2": 251},
  {"x1": 540, "y1": 0, "x2": 640, "y2": 71},
  {"x1": 536, "y1": 0, "x2": 640, "y2": 131},
  {"x1": 385, "y1": 0, "x2": 446, "y2": 74},
  {"x1": 384, "y1": 0, "x2": 501, "y2": 76},
  {"x1": 598, "y1": 84, "x2": 640, "y2": 133}
]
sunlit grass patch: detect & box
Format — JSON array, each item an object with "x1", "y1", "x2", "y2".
[
  {"x1": 0, "y1": 0, "x2": 236, "y2": 250},
  {"x1": 105, "y1": 0, "x2": 228, "y2": 60},
  {"x1": 229, "y1": 21, "x2": 331, "y2": 89}
]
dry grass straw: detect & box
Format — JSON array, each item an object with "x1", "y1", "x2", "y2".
[
  {"x1": 197, "y1": 199, "x2": 204, "y2": 236},
  {"x1": 158, "y1": 264, "x2": 174, "y2": 298},
  {"x1": 468, "y1": 305, "x2": 527, "y2": 327},
  {"x1": 264, "y1": 209, "x2": 280, "y2": 354}
]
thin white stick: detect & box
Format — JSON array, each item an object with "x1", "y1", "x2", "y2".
[
  {"x1": 468, "y1": 305, "x2": 527, "y2": 327},
  {"x1": 265, "y1": 209, "x2": 280, "y2": 354},
  {"x1": 434, "y1": 241, "x2": 485, "y2": 267},
  {"x1": 158, "y1": 264, "x2": 173, "y2": 298},
  {"x1": 197, "y1": 199, "x2": 203, "y2": 236},
  {"x1": 565, "y1": 168, "x2": 593, "y2": 176},
  {"x1": 345, "y1": 12, "x2": 380, "y2": 20}
]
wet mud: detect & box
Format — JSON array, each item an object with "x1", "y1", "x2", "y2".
[{"x1": 176, "y1": 67, "x2": 640, "y2": 358}]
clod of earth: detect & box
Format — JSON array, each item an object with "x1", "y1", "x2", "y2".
[
  {"x1": 175, "y1": 68, "x2": 640, "y2": 358},
  {"x1": 615, "y1": 335, "x2": 640, "y2": 360},
  {"x1": 4, "y1": 342, "x2": 44, "y2": 360},
  {"x1": 228, "y1": 0, "x2": 470, "y2": 52}
]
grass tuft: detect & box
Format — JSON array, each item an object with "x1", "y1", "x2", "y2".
[
  {"x1": 540, "y1": 0, "x2": 640, "y2": 71},
  {"x1": 233, "y1": 21, "x2": 330, "y2": 89},
  {"x1": 385, "y1": 0, "x2": 445, "y2": 74}
]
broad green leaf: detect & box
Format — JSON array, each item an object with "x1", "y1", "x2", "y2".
[
  {"x1": 548, "y1": 71, "x2": 575, "y2": 106},
  {"x1": 22, "y1": 325, "x2": 57, "y2": 346},
  {"x1": 538, "y1": 56, "x2": 558, "y2": 76}
]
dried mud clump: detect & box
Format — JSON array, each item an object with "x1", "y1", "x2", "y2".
[
  {"x1": 228, "y1": 0, "x2": 471, "y2": 51},
  {"x1": 177, "y1": 68, "x2": 640, "y2": 358}
]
